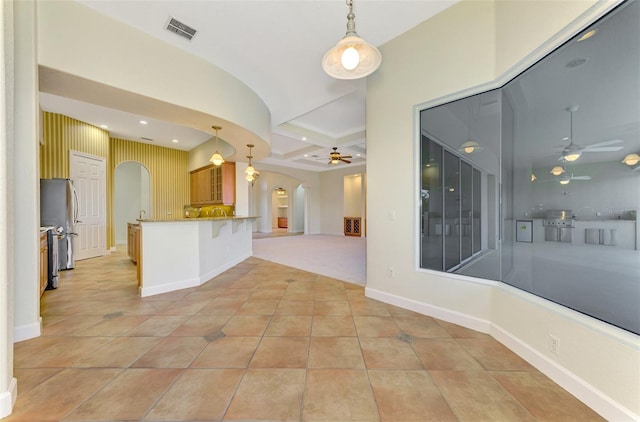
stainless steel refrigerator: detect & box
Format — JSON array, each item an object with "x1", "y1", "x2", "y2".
[{"x1": 40, "y1": 178, "x2": 78, "y2": 270}]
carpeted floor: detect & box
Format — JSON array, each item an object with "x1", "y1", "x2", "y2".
[{"x1": 253, "y1": 234, "x2": 366, "y2": 285}]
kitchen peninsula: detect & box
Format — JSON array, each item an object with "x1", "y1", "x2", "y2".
[{"x1": 133, "y1": 215, "x2": 257, "y2": 297}]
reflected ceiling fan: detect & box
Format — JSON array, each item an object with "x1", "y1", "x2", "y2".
[
  {"x1": 328, "y1": 147, "x2": 352, "y2": 164},
  {"x1": 558, "y1": 173, "x2": 591, "y2": 185},
  {"x1": 557, "y1": 106, "x2": 624, "y2": 162}
]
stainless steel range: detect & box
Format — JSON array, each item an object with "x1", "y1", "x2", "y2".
[{"x1": 543, "y1": 210, "x2": 574, "y2": 242}]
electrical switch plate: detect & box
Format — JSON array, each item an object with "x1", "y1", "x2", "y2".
[{"x1": 388, "y1": 210, "x2": 396, "y2": 221}]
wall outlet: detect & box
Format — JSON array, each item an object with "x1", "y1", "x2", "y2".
[
  {"x1": 549, "y1": 334, "x2": 560, "y2": 355},
  {"x1": 387, "y1": 266, "x2": 395, "y2": 278}
]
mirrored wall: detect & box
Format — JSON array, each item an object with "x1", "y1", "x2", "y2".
[{"x1": 419, "y1": 0, "x2": 640, "y2": 335}]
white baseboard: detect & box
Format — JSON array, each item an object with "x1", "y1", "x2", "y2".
[
  {"x1": 365, "y1": 287, "x2": 491, "y2": 333},
  {"x1": 140, "y1": 253, "x2": 251, "y2": 297},
  {"x1": 0, "y1": 377, "x2": 17, "y2": 419},
  {"x1": 364, "y1": 287, "x2": 637, "y2": 422},
  {"x1": 490, "y1": 324, "x2": 638, "y2": 422},
  {"x1": 140, "y1": 277, "x2": 200, "y2": 297},
  {"x1": 13, "y1": 317, "x2": 42, "y2": 342},
  {"x1": 198, "y1": 253, "x2": 251, "y2": 285}
]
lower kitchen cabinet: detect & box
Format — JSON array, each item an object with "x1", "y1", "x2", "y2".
[
  {"x1": 128, "y1": 223, "x2": 140, "y2": 264},
  {"x1": 127, "y1": 223, "x2": 142, "y2": 285},
  {"x1": 39, "y1": 231, "x2": 48, "y2": 296}
]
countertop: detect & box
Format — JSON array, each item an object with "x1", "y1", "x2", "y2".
[{"x1": 133, "y1": 216, "x2": 259, "y2": 223}]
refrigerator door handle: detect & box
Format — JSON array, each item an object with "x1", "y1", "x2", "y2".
[{"x1": 72, "y1": 186, "x2": 79, "y2": 224}]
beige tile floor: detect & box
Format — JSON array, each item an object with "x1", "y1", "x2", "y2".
[{"x1": 7, "y1": 248, "x2": 604, "y2": 421}]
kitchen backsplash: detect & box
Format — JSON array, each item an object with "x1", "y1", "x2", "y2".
[{"x1": 184, "y1": 205, "x2": 235, "y2": 218}]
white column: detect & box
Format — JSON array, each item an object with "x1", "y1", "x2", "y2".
[
  {"x1": 12, "y1": 0, "x2": 40, "y2": 342},
  {"x1": 0, "y1": 1, "x2": 17, "y2": 417}
]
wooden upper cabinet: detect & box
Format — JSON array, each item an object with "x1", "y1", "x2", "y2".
[
  {"x1": 221, "y1": 162, "x2": 236, "y2": 206},
  {"x1": 190, "y1": 162, "x2": 235, "y2": 206}
]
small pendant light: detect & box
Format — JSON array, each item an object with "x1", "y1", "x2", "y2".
[{"x1": 209, "y1": 125, "x2": 225, "y2": 166}]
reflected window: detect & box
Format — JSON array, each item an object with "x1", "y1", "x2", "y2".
[{"x1": 419, "y1": 0, "x2": 639, "y2": 335}]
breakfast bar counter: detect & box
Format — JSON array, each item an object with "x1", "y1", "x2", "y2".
[{"x1": 136, "y1": 216, "x2": 257, "y2": 297}]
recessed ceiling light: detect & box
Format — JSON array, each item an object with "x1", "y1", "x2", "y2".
[
  {"x1": 100, "y1": 124, "x2": 108, "y2": 129},
  {"x1": 172, "y1": 139, "x2": 179, "y2": 143},
  {"x1": 357, "y1": 154, "x2": 361, "y2": 157},
  {"x1": 303, "y1": 154, "x2": 308, "y2": 157},
  {"x1": 301, "y1": 137, "x2": 307, "y2": 141},
  {"x1": 139, "y1": 120, "x2": 148, "y2": 125},
  {"x1": 577, "y1": 29, "x2": 597, "y2": 42},
  {"x1": 565, "y1": 58, "x2": 588, "y2": 68}
]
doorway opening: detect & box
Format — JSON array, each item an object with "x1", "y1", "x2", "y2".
[
  {"x1": 114, "y1": 161, "x2": 151, "y2": 245},
  {"x1": 271, "y1": 186, "x2": 288, "y2": 234}
]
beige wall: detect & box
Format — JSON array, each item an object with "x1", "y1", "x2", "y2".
[
  {"x1": 36, "y1": 0, "x2": 271, "y2": 161},
  {"x1": 319, "y1": 165, "x2": 366, "y2": 236},
  {"x1": 366, "y1": 0, "x2": 637, "y2": 419}
]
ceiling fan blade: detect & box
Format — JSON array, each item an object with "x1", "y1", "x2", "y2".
[
  {"x1": 582, "y1": 147, "x2": 624, "y2": 152},
  {"x1": 571, "y1": 176, "x2": 591, "y2": 180},
  {"x1": 341, "y1": 155, "x2": 352, "y2": 159},
  {"x1": 584, "y1": 139, "x2": 624, "y2": 148},
  {"x1": 341, "y1": 158, "x2": 351, "y2": 163},
  {"x1": 632, "y1": 166, "x2": 640, "y2": 172}
]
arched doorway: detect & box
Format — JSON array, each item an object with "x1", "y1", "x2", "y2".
[
  {"x1": 271, "y1": 186, "x2": 288, "y2": 233},
  {"x1": 114, "y1": 161, "x2": 150, "y2": 244}
]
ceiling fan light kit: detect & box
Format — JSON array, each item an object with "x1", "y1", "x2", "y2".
[
  {"x1": 322, "y1": 0, "x2": 382, "y2": 80},
  {"x1": 558, "y1": 105, "x2": 624, "y2": 163},
  {"x1": 550, "y1": 165, "x2": 565, "y2": 176},
  {"x1": 328, "y1": 147, "x2": 352, "y2": 164},
  {"x1": 208, "y1": 125, "x2": 225, "y2": 166},
  {"x1": 622, "y1": 153, "x2": 640, "y2": 166}
]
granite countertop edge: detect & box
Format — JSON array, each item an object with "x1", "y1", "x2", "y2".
[{"x1": 133, "y1": 216, "x2": 259, "y2": 223}]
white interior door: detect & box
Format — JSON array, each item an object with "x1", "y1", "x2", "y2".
[{"x1": 70, "y1": 150, "x2": 106, "y2": 260}]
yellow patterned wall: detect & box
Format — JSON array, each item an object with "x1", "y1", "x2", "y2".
[
  {"x1": 40, "y1": 112, "x2": 114, "y2": 246},
  {"x1": 40, "y1": 112, "x2": 110, "y2": 178},
  {"x1": 109, "y1": 138, "x2": 190, "y2": 222},
  {"x1": 41, "y1": 112, "x2": 190, "y2": 250}
]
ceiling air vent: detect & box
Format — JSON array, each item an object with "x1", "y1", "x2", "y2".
[
  {"x1": 141, "y1": 137, "x2": 154, "y2": 141},
  {"x1": 166, "y1": 17, "x2": 197, "y2": 41}
]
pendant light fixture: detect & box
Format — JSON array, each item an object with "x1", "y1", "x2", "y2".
[
  {"x1": 621, "y1": 153, "x2": 640, "y2": 166},
  {"x1": 458, "y1": 99, "x2": 483, "y2": 154},
  {"x1": 209, "y1": 125, "x2": 225, "y2": 166},
  {"x1": 562, "y1": 106, "x2": 581, "y2": 162},
  {"x1": 550, "y1": 165, "x2": 565, "y2": 176},
  {"x1": 322, "y1": 0, "x2": 382, "y2": 80},
  {"x1": 245, "y1": 144, "x2": 259, "y2": 186}
]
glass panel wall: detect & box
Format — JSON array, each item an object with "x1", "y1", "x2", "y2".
[
  {"x1": 443, "y1": 151, "x2": 461, "y2": 270},
  {"x1": 420, "y1": 138, "x2": 443, "y2": 271},
  {"x1": 419, "y1": 0, "x2": 640, "y2": 335},
  {"x1": 420, "y1": 137, "x2": 484, "y2": 272}
]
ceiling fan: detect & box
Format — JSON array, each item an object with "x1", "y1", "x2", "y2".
[
  {"x1": 558, "y1": 105, "x2": 624, "y2": 162},
  {"x1": 328, "y1": 147, "x2": 352, "y2": 164},
  {"x1": 558, "y1": 173, "x2": 591, "y2": 185}
]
